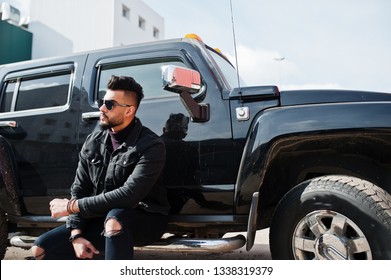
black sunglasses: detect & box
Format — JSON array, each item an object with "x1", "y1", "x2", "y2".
[{"x1": 97, "y1": 99, "x2": 132, "y2": 110}]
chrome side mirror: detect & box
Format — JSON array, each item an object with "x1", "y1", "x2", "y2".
[
  {"x1": 162, "y1": 65, "x2": 209, "y2": 122},
  {"x1": 162, "y1": 65, "x2": 201, "y2": 94}
]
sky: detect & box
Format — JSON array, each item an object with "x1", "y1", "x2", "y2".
[
  {"x1": 143, "y1": 0, "x2": 391, "y2": 93},
  {"x1": 6, "y1": 0, "x2": 391, "y2": 92}
]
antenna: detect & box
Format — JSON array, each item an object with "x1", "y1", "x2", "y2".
[
  {"x1": 230, "y1": 0, "x2": 250, "y2": 121},
  {"x1": 229, "y1": 0, "x2": 241, "y2": 91}
]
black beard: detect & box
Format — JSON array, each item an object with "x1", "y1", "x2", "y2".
[{"x1": 99, "y1": 122, "x2": 111, "y2": 130}]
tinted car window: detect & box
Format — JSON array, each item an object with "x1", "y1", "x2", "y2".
[
  {"x1": 207, "y1": 48, "x2": 246, "y2": 89},
  {"x1": 15, "y1": 74, "x2": 70, "y2": 111},
  {"x1": 98, "y1": 58, "x2": 186, "y2": 100},
  {"x1": 0, "y1": 80, "x2": 15, "y2": 113}
]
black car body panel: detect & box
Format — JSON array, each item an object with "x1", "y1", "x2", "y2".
[{"x1": 1, "y1": 36, "x2": 391, "y2": 259}]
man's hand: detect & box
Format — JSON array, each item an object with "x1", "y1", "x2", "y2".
[
  {"x1": 71, "y1": 237, "x2": 100, "y2": 259},
  {"x1": 49, "y1": 198, "x2": 69, "y2": 218}
]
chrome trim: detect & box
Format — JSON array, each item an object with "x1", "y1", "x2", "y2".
[
  {"x1": 141, "y1": 234, "x2": 246, "y2": 253},
  {"x1": 0, "y1": 121, "x2": 17, "y2": 127},
  {"x1": 82, "y1": 111, "x2": 100, "y2": 121}
]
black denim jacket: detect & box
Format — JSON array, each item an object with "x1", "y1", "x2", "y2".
[{"x1": 66, "y1": 118, "x2": 169, "y2": 230}]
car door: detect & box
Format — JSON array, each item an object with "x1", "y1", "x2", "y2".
[
  {"x1": 0, "y1": 56, "x2": 86, "y2": 214},
  {"x1": 80, "y1": 48, "x2": 235, "y2": 215}
]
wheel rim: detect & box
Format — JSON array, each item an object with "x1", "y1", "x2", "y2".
[{"x1": 292, "y1": 210, "x2": 372, "y2": 260}]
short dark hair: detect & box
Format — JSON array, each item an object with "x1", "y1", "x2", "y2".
[{"x1": 107, "y1": 75, "x2": 144, "y2": 107}]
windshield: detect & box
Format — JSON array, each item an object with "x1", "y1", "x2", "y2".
[{"x1": 207, "y1": 49, "x2": 246, "y2": 89}]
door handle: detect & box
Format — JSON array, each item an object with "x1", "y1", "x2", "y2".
[
  {"x1": 82, "y1": 112, "x2": 100, "y2": 121},
  {"x1": 0, "y1": 121, "x2": 17, "y2": 128}
]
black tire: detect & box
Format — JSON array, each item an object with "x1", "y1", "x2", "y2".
[
  {"x1": 0, "y1": 209, "x2": 7, "y2": 260},
  {"x1": 270, "y1": 175, "x2": 391, "y2": 260}
]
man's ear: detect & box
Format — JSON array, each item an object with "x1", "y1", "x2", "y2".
[{"x1": 126, "y1": 106, "x2": 136, "y2": 117}]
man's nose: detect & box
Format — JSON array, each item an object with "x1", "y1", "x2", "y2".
[{"x1": 99, "y1": 104, "x2": 107, "y2": 112}]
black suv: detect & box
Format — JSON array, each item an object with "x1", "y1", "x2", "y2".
[{"x1": 1, "y1": 35, "x2": 391, "y2": 259}]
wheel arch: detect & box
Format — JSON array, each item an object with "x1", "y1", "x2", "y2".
[
  {"x1": 255, "y1": 130, "x2": 391, "y2": 229},
  {"x1": 0, "y1": 135, "x2": 26, "y2": 216},
  {"x1": 235, "y1": 102, "x2": 391, "y2": 217}
]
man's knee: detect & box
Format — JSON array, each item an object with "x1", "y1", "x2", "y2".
[
  {"x1": 104, "y1": 217, "x2": 123, "y2": 237},
  {"x1": 31, "y1": 245, "x2": 45, "y2": 260}
]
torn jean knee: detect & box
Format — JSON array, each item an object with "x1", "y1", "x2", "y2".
[
  {"x1": 31, "y1": 245, "x2": 46, "y2": 259},
  {"x1": 103, "y1": 216, "x2": 124, "y2": 237},
  {"x1": 102, "y1": 208, "x2": 168, "y2": 259},
  {"x1": 103, "y1": 212, "x2": 134, "y2": 260}
]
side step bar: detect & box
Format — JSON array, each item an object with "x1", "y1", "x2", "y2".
[
  {"x1": 10, "y1": 234, "x2": 246, "y2": 253},
  {"x1": 142, "y1": 234, "x2": 246, "y2": 253}
]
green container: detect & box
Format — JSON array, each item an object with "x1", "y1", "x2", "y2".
[{"x1": 0, "y1": 20, "x2": 32, "y2": 65}]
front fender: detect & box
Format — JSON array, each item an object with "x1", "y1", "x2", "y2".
[
  {"x1": 0, "y1": 136, "x2": 25, "y2": 215},
  {"x1": 235, "y1": 101, "x2": 391, "y2": 215}
]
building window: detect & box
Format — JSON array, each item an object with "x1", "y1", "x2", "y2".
[
  {"x1": 122, "y1": 4, "x2": 130, "y2": 19},
  {"x1": 138, "y1": 16, "x2": 145, "y2": 30},
  {"x1": 153, "y1": 27, "x2": 160, "y2": 39}
]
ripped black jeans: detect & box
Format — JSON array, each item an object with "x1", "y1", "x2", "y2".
[{"x1": 33, "y1": 208, "x2": 168, "y2": 260}]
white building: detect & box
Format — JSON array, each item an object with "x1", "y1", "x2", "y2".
[{"x1": 28, "y1": 0, "x2": 164, "y2": 59}]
